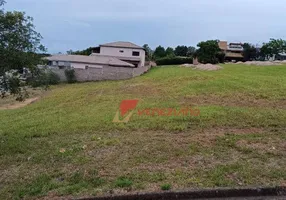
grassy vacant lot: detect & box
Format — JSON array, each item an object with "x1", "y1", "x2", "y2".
[{"x1": 1, "y1": 64, "x2": 286, "y2": 199}]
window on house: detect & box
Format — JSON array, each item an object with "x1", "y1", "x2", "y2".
[
  {"x1": 132, "y1": 51, "x2": 140, "y2": 56},
  {"x1": 119, "y1": 50, "x2": 124, "y2": 53}
]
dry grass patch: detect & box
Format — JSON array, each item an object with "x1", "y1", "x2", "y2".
[
  {"x1": 0, "y1": 97, "x2": 39, "y2": 110},
  {"x1": 0, "y1": 88, "x2": 44, "y2": 108},
  {"x1": 181, "y1": 93, "x2": 286, "y2": 109},
  {"x1": 1, "y1": 129, "x2": 286, "y2": 199}
]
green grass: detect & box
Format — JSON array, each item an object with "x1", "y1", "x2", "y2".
[
  {"x1": 161, "y1": 184, "x2": 172, "y2": 191},
  {"x1": 1, "y1": 64, "x2": 286, "y2": 199},
  {"x1": 115, "y1": 177, "x2": 133, "y2": 188}
]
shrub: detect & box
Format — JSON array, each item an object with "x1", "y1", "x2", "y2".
[
  {"x1": 0, "y1": 70, "x2": 28, "y2": 101},
  {"x1": 156, "y1": 56, "x2": 193, "y2": 66},
  {"x1": 64, "y1": 69, "x2": 77, "y2": 83},
  {"x1": 28, "y1": 69, "x2": 60, "y2": 88},
  {"x1": 115, "y1": 177, "x2": 133, "y2": 188},
  {"x1": 161, "y1": 183, "x2": 171, "y2": 191},
  {"x1": 196, "y1": 40, "x2": 221, "y2": 64},
  {"x1": 216, "y1": 51, "x2": 226, "y2": 63},
  {"x1": 46, "y1": 71, "x2": 60, "y2": 85}
]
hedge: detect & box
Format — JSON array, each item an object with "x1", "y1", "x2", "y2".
[{"x1": 155, "y1": 56, "x2": 193, "y2": 66}]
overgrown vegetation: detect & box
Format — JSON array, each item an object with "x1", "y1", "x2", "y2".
[
  {"x1": 28, "y1": 69, "x2": 60, "y2": 88},
  {"x1": 67, "y1": 47, "x2": 94, "y2": 56},
  {"x1": 243, "y1": 43, "x2": 258, "y2": 61},
  {"x1": 0, "y1": 0, "x2": 46, "y2": 99},
  {"x1": 196, "y1": 40, "x2": 223, "y2": 64},
  {"x1": 65, "y1": 69, "x2": 77, "y2": 83},
  {"x1": 156, "y1": 57, "x2": 193, "y2": 65},
  {"x1": 1, "y1": 65, "x2": 286, "y2": 199},
  {"x1": 152, "y1": 45, "x2": 196, "y2": 60},
  {"x1": 0, "y1": 70, "x2": 28, "y2": 101},
  {"x1": 260, "y1": 38, "x2": 286, "y2": 60}
]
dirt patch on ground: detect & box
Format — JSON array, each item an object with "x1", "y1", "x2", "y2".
[
  {"x1": 85, "y1": 128, "x2": 269, "y2": 175},
  {"x1": 236, "y1": 138, "x2": 286, "y2": 156},
  {"x1": 188, "y1": 128, "x2": 265, "y2": 148},
  {"x1": 233, "y1": 61, "x2": 285, "y2": 66},
  {"x1": 0, "y1": 97, "x2": 39, "y2": 110},
  {"x1": 181, "y1": 94, "x2": 286, "y2": 109},
  {"x1": 181, "y1": 63, "x2": 222, "y2": 71},
  {"x1": 199, "y1": 127, "x2": 265, "y2": 136}
]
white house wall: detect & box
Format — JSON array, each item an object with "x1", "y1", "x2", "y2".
[{"x1": 100, "y1": 46, "x2": 145, "y2": 67}]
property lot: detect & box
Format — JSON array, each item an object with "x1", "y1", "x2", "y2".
[{"x1": 0, "y1": 64, "x2": 286, "y2": 199}]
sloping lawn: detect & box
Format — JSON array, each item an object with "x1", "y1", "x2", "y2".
[{"x1": 1, "y1": 64, "x2": 286, "y2": 199}]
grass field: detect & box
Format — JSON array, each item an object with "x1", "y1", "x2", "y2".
[{"x1": 1, "y1": 64, "x2": 286, "y2": 199}]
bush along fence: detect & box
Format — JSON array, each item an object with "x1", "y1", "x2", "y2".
[{"x1": 155, "y1": 56, "x2": 193, "y2": 66}]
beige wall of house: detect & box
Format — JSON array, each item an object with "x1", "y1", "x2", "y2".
[{"x1": 99, "y1": 46, "x2": 145, "y2": 67}]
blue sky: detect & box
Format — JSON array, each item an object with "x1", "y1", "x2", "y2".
[{"x1": 5, "y1": 0, "x2": 286, "y2": 53}]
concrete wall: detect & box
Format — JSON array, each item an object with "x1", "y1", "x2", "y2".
[
  {"x1": 99, "y1": 46, "x2": 146, "y2": 67},
  {"x1": 133, "y1": 65, "x2": 151, "y2": 77},
  {"x1": 51, "y1": 65, "x2": 151, "y2": 82},
  {"x1": 70, "y1": 62, "x2": 103, "y2": 69},
  {"x1": 50, "y1": 68, "x2": 67, "y2": 82}
]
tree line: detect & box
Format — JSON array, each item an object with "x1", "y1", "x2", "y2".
[
  {"x1": 65, "y1": 40, "x2": 286, "y2": 65},
  {"x1": 143, "y1": 45, "x2": 196, "y2": 60},
  {"x1": 143, "y1": 39, "x2": 286, "y2": 64}
]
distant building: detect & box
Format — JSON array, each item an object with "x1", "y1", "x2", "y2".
[
  {"x1": 43, "y1": 41, "x2": 150, "y2": 82},
  {"x1": 276, "y1": 52, "x2": 286, "y2": 61},
  {"x1": 46, "y1": 41, "x2": 146, "y2": 69},
  {"x1": 219, "y1": 41, "x2": 244, "y2": 62},
  {"x1": 91, "y1": 41, "x2": 146, "y2": 67}
]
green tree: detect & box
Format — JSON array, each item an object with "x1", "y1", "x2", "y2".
[
  {"x1": 243, "y1": 43, "x2": 257, "y2": 61},
  {"x1": 196, "y1": 40, "x2": 221, "y2": 64},
  {"x1": 165, "y1": 47, "x2": 175, "y2": 57},
  {"x1": 68, "y1": 47, "x2": 93, "y2": 56},
  {"x1": 153, "y1": 45, "x2": 166, "y2": 59},
  {"x1": 174, "y1": 45, "x2": 188, "y2": 57},
  {"x1": 0, "y1": 1, "x2": 46, "y2": 100},
  {"x1": 260, "y1": 38, "x2": 286, "y2": 60},
  {"x1": 143, "y1": 44, "x2": 153, "y2": 61},
  {"x1": 187, "y1": 46, "x2": 196, "y2": 57},
  {"x1": 66, "y1": 50, "x2": 74, "y2": 55}
]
